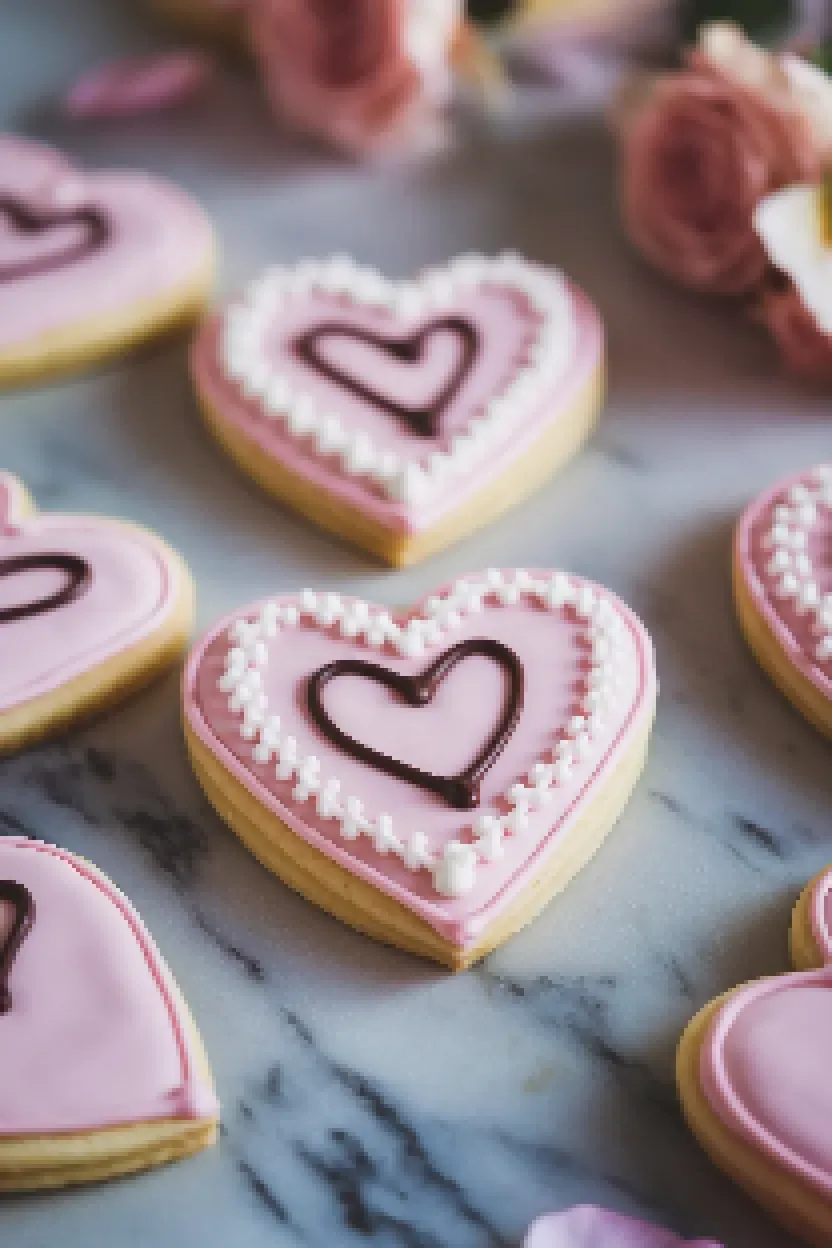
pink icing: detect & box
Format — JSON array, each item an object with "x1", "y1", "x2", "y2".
[
  {"x1": 523, "y1": 1207, "x2": 721, "y2": 1247},
  {"x1": 0, "y1": 135, "x2": 213, "y2": 347},
  {"x1": 183, "y1": 572, "x2": 656, "y2": 949},
  {"x1": 810, "y1": 867, "x2": 832, "y2": 963},
  {"x1": 698, "y1": 857, "x2": 832, "y2": 1200},
  {"x1": 735, "y1": 466, "x2": 832, "y2": 701},
  {"x1": 0, "y1": 473, "x2": 181, "y2": 712},
  {"x1": 0, "y1": 839, "x2": 217, "y2": 1133},
  {"x1": 190, "y1": 277, "x2": 603, "y2": 535},
  {"x1": 0, "y1": 136, "x2": 73, "y2": 199},
  {"x1": 65, "y1": 52, "x2": 213, "y2": 119},
  {"x1": 700, "y1": 967, "x2": 832, "y2": 1197}
]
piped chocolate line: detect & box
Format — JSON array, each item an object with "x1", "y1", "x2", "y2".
[
  {"x1": 306, "y1": 638, "x2": 524, "y2": 810},
  {"x1": 0, "y1": 881, "x2": 34, "y2": 1014},
  {"x1": 294, "y1": 316, "x2": 479, "y2": 438},
  {"x1": 0, "y1": 553, "x2": 91, "y2": 624},
  {"x1": 0, "y1": 195, "x2": 110, "y2": 282}
]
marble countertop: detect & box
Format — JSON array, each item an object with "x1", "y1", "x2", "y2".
[{"x1": 2, "y1": 2, "x2": 831, "y2": 1245}]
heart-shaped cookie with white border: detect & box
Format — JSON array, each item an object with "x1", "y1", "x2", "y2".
[
  {"x1": 678, "y1": 866, "x2": 832, "y2": 1246},
  {"x1": 0, "y1": 473, "x2": 193, "y2": 753},
  {"x1": 0, "y1": 135, "x2": 214, "y2": 386},
  {"x1": 190, "y1": 253, "x2": 604, "y2": 565},
  {"x1": 183, "y1": 569, "x2": 656, "y2": 968},
  {"x1": 0, "y1": 839, "x2": 218, "y2": 1191},
  {"x1": 734, "y1": 463, "x2": 832, "y2": 737}
]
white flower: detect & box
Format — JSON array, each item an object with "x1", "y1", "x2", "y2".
[
  {"x1": 754, "y1": 183, "x2": 832, "y2": 336},
  {"x1": 782, "y1": 54, "x2": 832, "y2": 160},
  {"x1": 699, "y1": 20, "x2": 776, "y2": 92},
  {"x1": 404, "y1": 0, "x2": 462, "y2": 85}
]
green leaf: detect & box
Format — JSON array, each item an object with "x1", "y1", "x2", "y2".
[
  {"x1": 680, "y1": 0, "x2": 795, "y2": 46},
  {"x1": 466, "y1": 0, "x2": 515, "y2": 26},
  {"x1": 813, "y1": 43, "x2": 832, "y2": 77}
]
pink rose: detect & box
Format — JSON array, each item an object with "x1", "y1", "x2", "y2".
[
  {"x1": 247, "y1": 0, "x2": 460, "y2": 155},
  {"x1": 757, "y1": 280, "x2": 832, "y2": 382},
  {"x1": 620, "y1": 40, "x2": 818, "y2": 294}
]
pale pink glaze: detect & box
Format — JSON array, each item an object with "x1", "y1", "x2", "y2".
[
  {"x1": 0, "y1": 135, "x2": 73, "y2": 198},
  {"x1": 700, "y1": 967, "x2": 832, "y2": 1196},
  {"x1": 183, "y1": 572, "x2": 656, "y2": 949},
  {"x1": 523, "y1": 1206, "x2": 721, "y2": 1247},
  {"x1": 810, "y1": 867, "x2": 832, "y2": 963},
  {"x1": 65, "y1": 52, "x2": 212, "y2": 119},
  {"x1": 735, "y1": 467, "x2": 832, "y2": 701},
  {"x1": 0, "y1": 473, "x2": 181, "y2": 712},
  {"x1": 0, "y1": 135, "x2": 213, "y2": 347},
  {"x1": 190, "y1": 280, "x2": 603, "y2": 535},
  {"x1": 0, "y1": 839, "x2": 218, "y2": 1132}
]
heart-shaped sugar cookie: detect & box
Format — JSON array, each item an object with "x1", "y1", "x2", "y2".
[
  {"x1": 523, "y1": 1207, "x2": 721, "y2": 1247},
  {"x1": 0, "y1": 839, "x2": 218, "y2": 1190},
  {"x1": 183, "y1": 569, "x2": 656, "y2": 968},
  {"x1": 791, "y1": 866, "x2": 832, "y2": 972},
  {"x1": 734, "y1": 464, "x2": 832, "y2": 737},
  {"x1": 677, "y1": 866, "x2": 832, "y2": 1245},
  {"x1": 0, "y1": 473, "x2": 193, "y2": 753},
  {"x1": 0, "y1": 135, "x2": 214, "y2": 386},
  {"x1": 190, "y1": 253, "x2": 604, "y2": 565}
]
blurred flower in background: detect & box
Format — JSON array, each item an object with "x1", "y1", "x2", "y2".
[
  {"x1": 615, "y1": 18, "x2": 832, "y2": 380},
  {"x1": 492, "y1": 0, "x2": 676, "y2": 96},
  {"x1": 65, "y1": 50, "x2": 213, "y2": 118},
  {"x1": 248, "y1": 0, "x2": 462, "y2": 155},
  {"x1": 756, "y1": 278, "x2": 832, "y2": 380},
  {"x1": 131, "y1": 0, "x2": 832, "y2": 379},
  {"x1": 619, "y1": 23, "x2": 819, "y2": 294},
  {"x1": 753, "y1": 179, "x2": 832, "y2": 378}
]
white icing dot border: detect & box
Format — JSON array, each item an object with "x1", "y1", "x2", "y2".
[
  {"x1": 217, "y1": 570, "x2": 633, "y2": 900},
  {"x1": 219, "y1": 253, "x2": 575, "y2": 507},
  {"x1": 761, "y1": 464, "x2": 832, "y2": 664}
]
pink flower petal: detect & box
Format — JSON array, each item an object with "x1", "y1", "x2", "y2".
[{"x1": 65, "y1": 51, "x2": 213, "y2": 120}]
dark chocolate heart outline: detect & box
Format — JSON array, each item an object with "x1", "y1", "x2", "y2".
[
  {"x1": 0, "y1": 554, "x2": 91, "y2": 624},
  {"x1": 306, "y1": 638, "x2": 524, "y2": 811},
  {"x1": 294, "y1": 315, "x2": 479, "y2": 438},
  {"x1": 0, "y1": 880, "x2": 35, "y2": 1014},
  {"x1": 0, "y1": 195, "x2": 109, "y2": 283}
]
